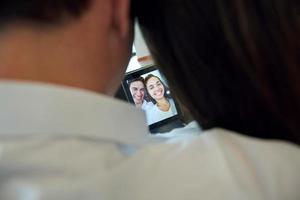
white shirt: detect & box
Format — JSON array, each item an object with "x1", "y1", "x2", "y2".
[
  {"x1": 115, "y1": 128, "x2": 300, "y2": 200},
  {"x1": 0, "y1": 81, "x2": 149, "y2": 200},
  {"x1": 145, "y1": 98, "x2": 178, "y2": 125},
  {"x1": 141, "y1": 100, "x2": 153, "y2": 110},
  {"x1": 1, "y1": 81, "x2": 300, "y2": 200}
]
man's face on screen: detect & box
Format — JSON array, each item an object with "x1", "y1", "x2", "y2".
[{"x1": 129, "y1": 81, "x2": 145, "y2": 105}]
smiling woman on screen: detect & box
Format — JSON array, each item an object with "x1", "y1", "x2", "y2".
[{"x1": 144, "y1": 74, "x2": 177, "y2": 124}]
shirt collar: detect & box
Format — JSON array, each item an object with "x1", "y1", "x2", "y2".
[{"x1": 0, "y1": 81, "x2": 149, "y2": 145}]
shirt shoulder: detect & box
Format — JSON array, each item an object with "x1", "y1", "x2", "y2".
[
  {"x1": 110, "y1": 128, "x2": 300, "y2": 200},
  {"x1": 142, "y1": 100, "x2": 154, "y2": 110}
]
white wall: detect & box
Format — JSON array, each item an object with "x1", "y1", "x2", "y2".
[
  {"x1": 126, "y1": 23, "x2": 154, "y2": 73},
  {"x1": 134, "y1": 23, "x2": 150, "y2": 59}
]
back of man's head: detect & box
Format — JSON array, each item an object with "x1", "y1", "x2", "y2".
[
  {"x1": 0, "y1": 0, "x2": 90, "y2": 25},
  {"x1": 0, "y1": 0, "x2": 133, "y2": 95}
]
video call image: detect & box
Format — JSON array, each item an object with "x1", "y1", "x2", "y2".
[{"x1": 126, "y1": 69, "x2": 178, "y2": 125}]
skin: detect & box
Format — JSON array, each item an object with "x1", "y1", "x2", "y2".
[
  {"x1": 0, "y1": 0, "x2": 133, "y2": 96},
  {"x1": 146, "y1": 77, "x2": 170, "y2": 112},
  {"x1": 129, "y1": 81, "x2": 145, "y2": 108}
]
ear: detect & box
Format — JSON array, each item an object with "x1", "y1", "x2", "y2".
[{"x1": 111, "y1": 0, "x2": 132, "y2": 39}]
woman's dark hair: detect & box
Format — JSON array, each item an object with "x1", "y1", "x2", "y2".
[
  {"x1": 133, "y1": 0, "x2": 300, "y2": 144},
  {"x1": 0, "y1": 0, "x2": 90, "y2": 25},
  {"x1": 144, "y1": 74, "x2": 170, "y2": 104}
]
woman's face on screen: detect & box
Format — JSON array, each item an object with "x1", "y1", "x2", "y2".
[{"x1": 146, "y1": 77, "x2": 165, "y2": 101}]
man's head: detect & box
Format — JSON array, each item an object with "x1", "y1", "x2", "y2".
[
  {"x1": 0, "y1": 0, "x2": 133, "y2": 95},
  {"x1": 0, "y1": 0, "x2": 90, "y2": 25},
  {"x1": 128, "y1": 77, "x2": 145, "y2": 107}
]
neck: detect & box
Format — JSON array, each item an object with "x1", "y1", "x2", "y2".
[
  {"x1": 135, "y1": 101, "x2": 143, "y2": 108},
  {"x1": 156, "y1": 97, "x2": 170, "y2": 111},
  {"x1": 0, "y1": 21, "x2": 111, "y2": 93},
  {"x1": 156, "y1": 97, "x2": 168, "y2": 105}
]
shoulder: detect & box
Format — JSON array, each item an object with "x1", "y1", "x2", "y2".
[
  {"x1": 112, "y1": 128, "x2": 300, "y2": 200},
  {"x1": 142, "y1": 100, "x2": 154, "y2": 110},
  {"x1": 147, "y1": 103, "x2": 159, "y2": 112}
]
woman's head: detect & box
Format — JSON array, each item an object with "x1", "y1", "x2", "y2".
[
  {"x1": 133, "y1": 1, "x2": 300, "y2": 143},
  {"x1": 145, "y1": 74, "x2": 166, "y2": 103}
]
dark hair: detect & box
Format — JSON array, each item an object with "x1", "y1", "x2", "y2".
[
  {"x1": 144, "y1": 74, "x2": 169, "y2": 104},
  {"x1": 128, "y1": 76, "x2": 145, "y2": 88},
  {"x1": 0, "y1": 0, "x2": 90, "y2": 25},
  {"x1": 133, "y1": 1, "x2": 300, "y2": 144}
]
